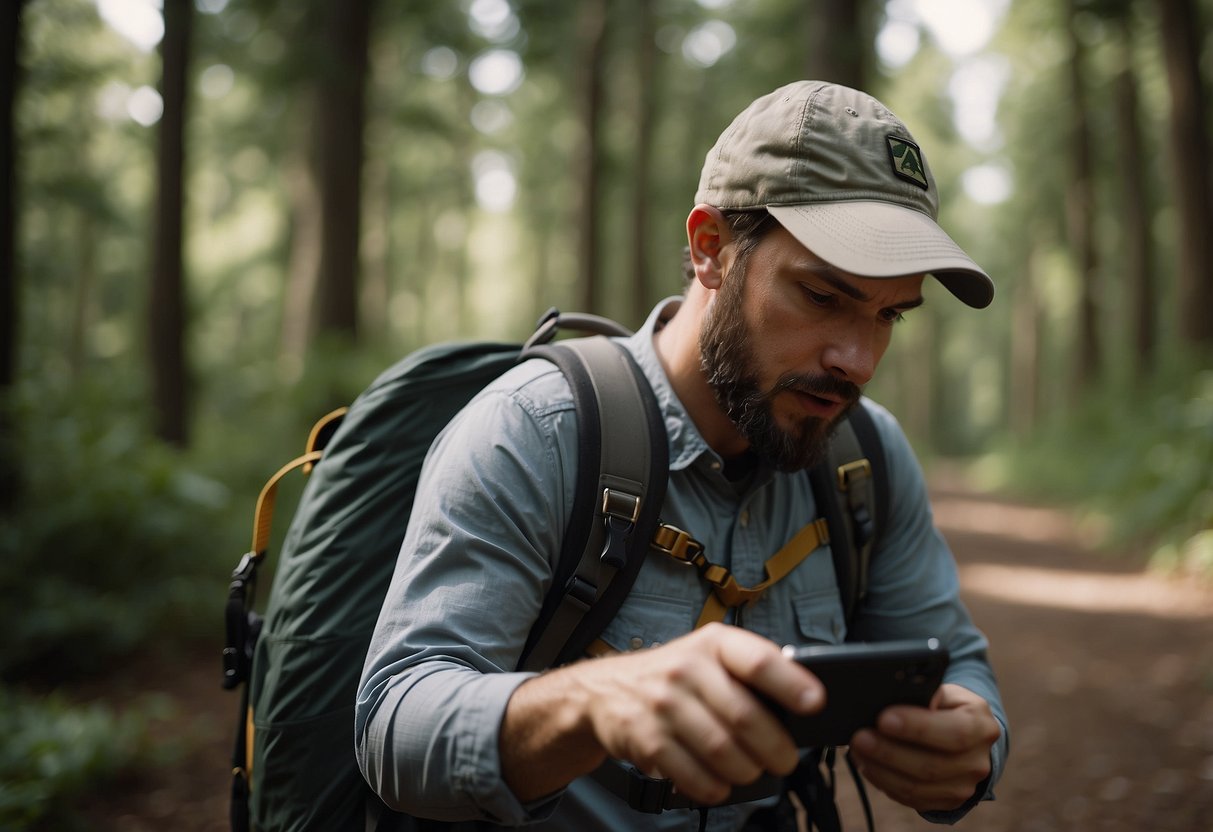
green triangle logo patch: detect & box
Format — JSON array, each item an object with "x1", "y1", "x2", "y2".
[{"x1": 887, "y1": 136, "x2": 928, "y2": 190}]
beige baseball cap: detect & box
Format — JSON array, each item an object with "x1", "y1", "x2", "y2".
[{"x1": 695, "y1": 80, "x2": 994, "y2": 308}]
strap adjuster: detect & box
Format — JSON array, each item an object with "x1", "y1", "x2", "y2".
[
  {"x1": 601, "y1": 488, "x2": 641, "y2": 523},
  {"x1": 836, "y1": 458, "x2": 872, "y2": 491}
]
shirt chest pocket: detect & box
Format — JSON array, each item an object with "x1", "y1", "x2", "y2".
[
  {"x1": 790, "y1": 585, "x2": 847, "y2": 646},
  {"x1": 598, "y1": 591, "x2": 697, "y2": 652}
]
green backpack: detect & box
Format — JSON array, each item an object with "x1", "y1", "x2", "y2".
[{"x1": 221, "y1": 310, "x2": 887, "y2": 832}]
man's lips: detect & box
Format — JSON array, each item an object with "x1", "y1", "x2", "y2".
[{"x1": 789, "y1": 388, "x2": 845, "y2": 419}]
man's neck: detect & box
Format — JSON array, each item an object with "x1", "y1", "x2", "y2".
[{"x1": 652, "y1": 294, "x2": 749, "y2": 460}]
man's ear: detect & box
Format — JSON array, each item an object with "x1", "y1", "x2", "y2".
[{"x1": 686, "y1": 204, "x2": 731, "y2": 289}]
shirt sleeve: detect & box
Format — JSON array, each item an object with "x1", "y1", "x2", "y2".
[
  {"x1": 354, "y1": 368, "x2": 577, "y2": 825},
  {"x1": 847, "y1": 401, "x2": 1010, "y2": 823}
]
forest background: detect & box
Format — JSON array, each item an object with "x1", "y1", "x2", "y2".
[{"x1": 0, "y1": 0, "x2": 1211, "y2": 828}]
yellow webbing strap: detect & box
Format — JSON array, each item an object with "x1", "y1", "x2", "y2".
[
  {"x1": 690, "y1": 518, "x2": 830, "y2": 628},
  {"x1": 248, "y1": 407, "x2": 347, "y2": 558},
  {"x1": 303, "y1": 407, "x2": 348, "y2": 472},
  {"x1": 249, "y1": 450, "x2": 323, "y2": 557},
  {"x1": 587, "y1": 518, "x2": 831, "y2": 657}
]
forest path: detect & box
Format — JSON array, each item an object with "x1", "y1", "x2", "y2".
[
  {"x1": 92, "y1": 479, "x2": 1213, "y2": 832},
  {"x1": 839, "y1": 480, "x2": 1213, "y2": 832}
]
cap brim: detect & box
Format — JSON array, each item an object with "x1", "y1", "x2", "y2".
[{"x1": 768, "y1": 201, "x2": 994, "y2": 309}]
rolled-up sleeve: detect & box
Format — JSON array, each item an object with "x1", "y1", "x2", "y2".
[{"x1": 355, "y1": 365, "x2": 576, "y2": 824}]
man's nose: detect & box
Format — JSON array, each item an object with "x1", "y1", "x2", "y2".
[{"x1": 823, "y1": 327, "x2": 878, "y2": 387}]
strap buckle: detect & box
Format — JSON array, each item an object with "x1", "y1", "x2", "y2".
[
  {"x1": 601, "y1": 488, "x2": 640, "y2": 523},
  {"x1": 836, "y1": 458, "x2": 872, "y2": 491},
  {"x1": 651, "y1": 523, "x2": 705, "y2": 566}
]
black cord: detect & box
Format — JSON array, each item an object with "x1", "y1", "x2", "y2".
[{"x1": 844, "y1": 749, "x2": 875, "y2": 832}]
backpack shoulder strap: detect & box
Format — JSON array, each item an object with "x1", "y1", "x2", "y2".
[
  {"x1": 808, "y1": 404, "x2": 889, "y2": 631},
  {"x1": 517, "y1": 336, "x2": 668, "y2": 671}
]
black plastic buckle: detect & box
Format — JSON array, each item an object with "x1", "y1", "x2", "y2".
[
  {"x1": 229, "y1": 551, "x2": 259, "y2": 589},
  {"x1": 623, "y1": 767, "x2": 676, "y2": 814},
  {"x1": 563, "y1": 575, "x2": 597, "y2": 613},
  {"x1": 529, "y1": 307, "x2": 562, "y2": 347},
  {"x1": 599, "y1": 515, "x2": 634, "y2": 570}
]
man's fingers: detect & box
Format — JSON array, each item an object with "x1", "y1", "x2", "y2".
[
  {"x1": 664, "y1": 692, "x2": 770, "y2": 786},
  {"x1": 707, "y1": 624, "x2": 825, "y2": 715},
  {"x1": 850, "y1": 746, "x2": 980, "y2": 812},
  {"x1": 875, "y1": 687, "x2": 1000, "y2": 753},
  {"x1": 693, "y1": 667, "x2": 802, "y2": 777}
]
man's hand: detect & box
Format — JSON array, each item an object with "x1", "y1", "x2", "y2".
[
  {"x1": 501, "y1": 623, "x2": 824, "y2": 806},
  {"x1": 848, "y1": 683, "x2": 1001, "y2": 813}
]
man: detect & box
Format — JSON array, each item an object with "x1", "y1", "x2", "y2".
[{"x1": 356, "y1": 80, "x2": 1008, "y2": 830}]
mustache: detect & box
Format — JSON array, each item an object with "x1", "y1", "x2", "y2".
[{"x1": 770, "y1": 373, "x2": 862, "y2": 404}]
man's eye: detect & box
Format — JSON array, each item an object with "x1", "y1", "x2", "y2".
[
  {"x1": 802, "y1": 286, "x2": 833, "y2": 306},
  {"x1": 881, "y1": 309, "x2": 907, "y2": 324}
]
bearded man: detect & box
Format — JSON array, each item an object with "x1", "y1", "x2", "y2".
[{"x1": 356, "y1": 81, "x2": 1008, "y2": 832}]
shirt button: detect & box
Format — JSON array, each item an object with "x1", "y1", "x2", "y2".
[
  {"x1": 710, "y1": 461, "x2": 721, "y2": 471},
  {"x1": 739, "y1": 509, "x2": 750, "y2": 528},
  {"x1": 629, "y1": 636, "x2": 645, "y2": 650}
]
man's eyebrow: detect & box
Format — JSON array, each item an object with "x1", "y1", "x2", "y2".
[{"x1": 810, "y1": 269, "x2": 925, "y2": 309}]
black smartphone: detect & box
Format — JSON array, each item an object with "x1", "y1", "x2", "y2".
[{"x1": 773, "y1": 638, "x2": 949, "y2": 747}]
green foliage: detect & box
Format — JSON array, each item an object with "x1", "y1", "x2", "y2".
[
  {"x1": 0, "y1": 688, "x2": 161, "y2": 832},
  {"x1": 0, "y1": 372, "x2": 235, "y2": 682},
  {"x1": 974, "y1": 364, "x2": 1213, "y2": 576}
]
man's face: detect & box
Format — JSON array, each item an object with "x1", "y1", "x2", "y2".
[{"x1": 699, "y1": 225, "x2": 925, "y2": 472}]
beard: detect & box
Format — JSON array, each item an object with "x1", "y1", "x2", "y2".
[{"x1": 698, "y1": 268, "x2": 862, "y2": 473}]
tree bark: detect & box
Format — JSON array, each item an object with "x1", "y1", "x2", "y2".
[
  {"x1": 1156, "y1": 0, "x2": 1213, "y2": 349},
  {"x1": 575, "y1": 0, "x2": 607, "y2": 315},
  {"x1": 1064, "y1": 0, "x2": 1101, "y2": 392},
  {"x1": 0, "y1": 0, "x2": 23, "y2": 511},
  {"x1": 804, "y1": 0, "x2": 867, "y2": 90},
  {"x1": 312, "y1": 0, "x2": 373, "y2": 341},
  {"x1": 1113, "y1": 19, "x2": 1155, "y2": 375},
  {"x1": 629, "y1": 0, "x2": 657, "y2": 327},
  {"x1": 149, "y1": 0, "x2": 192, "y2": 446},
  {"x1": 1011, "y1": 244, "x2": 1041, "y2": 436}
]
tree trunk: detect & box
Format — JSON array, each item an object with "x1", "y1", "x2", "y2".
[
  {"x1": 804, "y1": 0, "x2": 867, "y2": 89},
  {"x1": 1064, "y1": 0, "x2": 1101, "y2": 392},
  {"x1": 0, "y1": 0, "x2": 23, "y2": 511},
  {"x1": 148, "y1": 0, "x2": 192, "y2": 446},
  {"x1": 629, "y1": 0, "x2": 657, "y2": 327},
  {"x1": 1011, "y1": 244, "x2": 1041, "y2": 437},
  {"x1": 575, "y1": 0, "x2": 607, "y2": 315},
  {"x1": 312, "y1": 0, "x2": 373, "y2": 342},
  {"x1": 280, "y1": 127, "x2": 323, "y2": 368},
  {"x1": 1113, "y1": 19, "x2": 1155, "y2": 375},
  {"x1": 1156, "y1": 0, "x2": 1213, "y2": 349}
]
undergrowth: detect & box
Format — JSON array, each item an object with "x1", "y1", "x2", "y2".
[{"x1": 970, "y1": 365, "x2": 1213, "y2": 578}]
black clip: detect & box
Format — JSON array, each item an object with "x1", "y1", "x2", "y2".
[
  {"x1": 624, "y1": 767, "x2": 676, "y2": 814},
  {"x1": 600, "y1": 515, "x2": 633, "y2": 570}
]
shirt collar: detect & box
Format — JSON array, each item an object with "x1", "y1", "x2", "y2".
[{"x1": 622, "y1": 297, "x2": 717, "y2": 473}]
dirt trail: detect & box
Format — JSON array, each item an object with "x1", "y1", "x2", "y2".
[
  {"x1": 836, "y1": 485, "x2": 1213, "y2": 832},
  {"x1": 93, "y1": 483, "x2": 1213, "y2": 832}
]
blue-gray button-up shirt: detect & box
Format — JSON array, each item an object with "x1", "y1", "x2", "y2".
[{"x1": 356, "y1": 299, "x2": 1008, "y2": 830}]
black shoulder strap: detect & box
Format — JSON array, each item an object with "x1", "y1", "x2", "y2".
[
  {"x1": 808, "y1": 404, "x2": 888, "y2": 630},
  {"x1": 517, "y1": 337, "x2": 668, "y2": 671}
]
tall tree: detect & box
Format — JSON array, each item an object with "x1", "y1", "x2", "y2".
[
  {"x1": 1063, "y1": 0, "x2": 1101, "y2": 391},
  {"x1": 0, "y1": 1, "x2": 20, "y2": 395},
  {"x1": 149, "y1": 0, "x2": 193, "y2": 446},
  {"x1": 574, "y1": 0, "x2": 607, "y2": 315},
  {"x1": 629, "y1": 0, "x2": 658, "y2": 327},
  {"x1": 804, "y1": 0, "x2": 869, "y2": 89},
  {"x1": 1112, "y1": 14, "x2": 1155, "y2": 374},
  {"x1": 1156, "y1": 0, "x2": 1213, "y2": 350},
  {"x1": 0, "y1": 0, "x2": 22, "y2": 511},
  {"x1": 281, "y1": 0, "x2": 374, "y2": 358},
  {"x1": 313, "y1": 0, "x2": 372, "y2": 340}
]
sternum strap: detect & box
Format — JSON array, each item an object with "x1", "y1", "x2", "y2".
[{"x1": 653, "y1": 517, "x2": 830, "y2": 629}]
